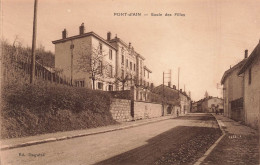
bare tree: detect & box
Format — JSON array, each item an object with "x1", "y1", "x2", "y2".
[
  {"x1": 76, "y1": 45, "x2": 110, "y2": 90},
  {"x1": 115, "y1": 74, "x2": 140, "y2": 90}
]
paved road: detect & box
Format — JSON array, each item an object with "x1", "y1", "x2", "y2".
[{"x1": 0, "y1": 113, "x2": 220, "y2": 165}]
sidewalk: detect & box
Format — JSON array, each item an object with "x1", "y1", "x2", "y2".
[
  {"x1": 0, "y1": 115, "x2": 176, "y2": 151},
  {"x1": 201, "y1": 114, "x2": 259, "y2": 165}
]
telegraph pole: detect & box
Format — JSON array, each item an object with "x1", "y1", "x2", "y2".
[
  {"x1": 162, "y1": 70, "x2": 172, "y2": 116},
  {"x1": 30, "y1": 0, "x2": 38, "y2": 84},
  {"x1": 178, "y1": 67, "x2": 180, "y2": 97}
]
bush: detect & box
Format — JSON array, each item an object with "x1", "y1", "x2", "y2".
[{"x1": 1, "y1": 82, "x2": 117, "y2": 139}]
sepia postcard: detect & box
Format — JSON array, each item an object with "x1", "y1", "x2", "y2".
[{"x1": 0, "y1": 0, "x2": 259, "y2": 164}]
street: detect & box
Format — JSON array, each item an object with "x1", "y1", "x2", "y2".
[{"x1": 1, "y1": 114, "x2": 221, "y2": 165}]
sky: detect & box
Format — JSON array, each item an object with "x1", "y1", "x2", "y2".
[{"x1": 2, "y1": 0, "x2": 260, "y2": 101}]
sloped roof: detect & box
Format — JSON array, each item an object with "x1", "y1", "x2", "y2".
[
  {"x1": 153, "y1": 84, "x2": 191, "y2": 100},
  {"x1": 109, "y1": 37, "x2": 145, "y2": 60},
  {"x1": 238, "y1": 42, "x2": 260, "y2": 75},
  {"x1": 52, "y1": 31, "x2": 117, "y2": 50},
  {"x1": 220, "y1": 59, "x2": 247, "y2": 84},
  {"x1": 144, "y1": 66, "x2": 152, "y2": 73}
]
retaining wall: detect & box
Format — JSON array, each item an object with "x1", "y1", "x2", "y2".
[
  {"x1": 134, "y1": 101, "x2": 162, "y2": 120},
  {"x1": 110, "y1": 99, "x2": 132, "y2": 122}
]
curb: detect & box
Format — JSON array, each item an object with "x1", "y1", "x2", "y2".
[
  {"x1": 1, "y1": 116, "x2": 176, "y2": 151},
  {"x1": 194, "y1": 114, "x2": 226, "y2": 165}
]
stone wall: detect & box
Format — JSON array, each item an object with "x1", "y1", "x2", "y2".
[
  {"x1": 109, "y1": 90, "x2": 132, "y2": 100},
  {"x1": 110, "y1": 99, "x2": 132, "y2": 122},
  {"x1": 134, "y1": 101, "x2": 162, "y2": 120}
]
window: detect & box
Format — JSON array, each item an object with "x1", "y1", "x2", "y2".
[
  {"x1": 249, "y1": 68, "x2": 252, "y2": 85},
  {"x1": 121, "y1": 55, "x2": 124, "y2": 65},
  {"x1": 109, "y1": 49, "x2": 112, "y2": 60},
  {"x1": 134, "y1": 64, "x2": 136, "y2": 71},
  {"x1": 108, "y1": 85, "x2": 113, "y2": 91},
  {"x1": 130, "y1": 75, "x2": 133, "y2": 85},
  {"x1": 108, "y1": 65, "x2": 113, "y2": 77},
  {"x1": 99, "y1": 42, "x2": 102, "y2": 53},
  {"x1": 126, "y1": 59, "x2": 128, "y2": 67},
  {"x1": 75, "y1": 80, "x2": 85, "y2": 87},
  {"x1": 130, "y1": 62, "x2": 132, "y2": 70},
  {"x1": 98, "y1": 82, "x2": 103, "y2": 90},
  {"x1": 98, "y1": 60, "x2": 103, "y2": 74},
  {"x1": 121, "y1": 69, "x2": 124, "y2": 79}
]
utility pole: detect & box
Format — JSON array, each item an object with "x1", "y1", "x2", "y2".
[
  {"x1": 162, "y1": 69, "x2": 172, "y2": 96},
  {"x1": 178, "y1": 67, "x2": 180, "y2": 97},
  {"x1": 163, "y1": 72, "x2": 164, "y2": 97},
  {"x1": 162, "y1": 69, "x2": 172, "y2": 116},
  {"x1": 30, "y1": 0, "x2": 38, "y2": 84}
]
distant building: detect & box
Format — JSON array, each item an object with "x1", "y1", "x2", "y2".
[
  {"x1": 191, "y1": 101, "x2": 198, "y2": 112},
  {"x1": 152, "y1": 84, "x2": 191, "y2": 115},
  {"x1": 221, "y1": 50, "x2": 248, "y2": 122},
  {"x1": 193, "y1": 97, "x2": 223, "y2": 113},
  {"x1": 201, "y1": 97, "x2": 223, "y2": 113},
  {"x1": 52, "y1": 23, "x2": 152, "y2": 96},
  {"x1": 238, "y1": 41, "x2": 260, "y2": 129}
]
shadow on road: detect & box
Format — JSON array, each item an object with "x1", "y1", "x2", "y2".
[
  {"x1": 174, "y1": 114, "x2": 215, "y2": 121},
  {"x1": 95, "y1": 125, "x2": 222, "y2": 165}
]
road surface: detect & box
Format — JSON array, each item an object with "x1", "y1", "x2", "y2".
[{"x1": 0, "y1": 113, "x2": 221, "y2": 165}]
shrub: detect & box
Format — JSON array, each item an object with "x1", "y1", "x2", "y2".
[{"x1": 1, "y1": 81, "x2": 117, "y2": 139}]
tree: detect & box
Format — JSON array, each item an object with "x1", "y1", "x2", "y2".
[
  {"x1": 76, "y1": 45, "x2": 110, "y2": 90},
  {"x1": 115, "y1": 74, "x2": 131, "y2": 90},
  {"x1": 205, "y1": 90, "x2": 209, "y2": 98}
]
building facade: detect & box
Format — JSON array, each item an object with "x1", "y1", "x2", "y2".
[
  {"x1": 201, "y1": 97, "x2": 223, "y2": 113},
  {"x1": 52, "y1": 23, "x2": 152, "y2": 95},
  {"x1": 152, "y1": 84, "x2": 191, "y2": 115},
  {"x1": 221, "y1": 51, "x2": 248, "y2": 122},
  {"x1": 238, "y1": 41, "x2": 260, "y2": 130}
]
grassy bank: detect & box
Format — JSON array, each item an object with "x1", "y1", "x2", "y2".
[{"x1": 1, "y1": 82, "x2": 117, "y2": 139}]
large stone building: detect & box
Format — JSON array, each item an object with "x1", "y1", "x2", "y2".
[
  {"x1": 52, "y1": 23, "x2": 152, "y2": 95},
  {"x1": 221, "y1": 50, "x2": 248, "y2": 121},
  {"x1": 238, "y1": 41, "x2": 260, "y2": 130}
]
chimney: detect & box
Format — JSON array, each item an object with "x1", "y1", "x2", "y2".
[
  {"x1": 168, "y1": 82, "x2": 171, "y2": 87},
  {"x1": 151, "y1": 83, "x2": 154, "y2": 89},
  {"x1": 245, "y1": 49, "x2": 248, "y2": 58},
  {"x1": 180, "y1": 89, "x2": 182, "y2": 93},
  {"x1": 79, "y1": 23, "x2": 85, "y2": 35},
  {"x1": 62, "y1": 29, "x2": 67, "y2": 39},
  {"x1": 173, "y1": 85, "x2": 176, "y2": 90},
  {"x1": 107, "y1": 32, "x2": 111, "y2": 41},
  {"x1": 129, "y1": 42, "x2": 131, "y2": 48}
]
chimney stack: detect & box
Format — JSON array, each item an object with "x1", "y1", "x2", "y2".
[
  {"x1": 79, "y1": 23, "x2": 85, "y2": 35},
  {"x1": 168, "y1": 82, "x2": 171, "y2": 87},
  {"x1": 180, "y1": 89, "x2": 182, "y2": 93},
  {"x1": 173, "y1": 85, "x2": 176, "y2": 90},
  {"x1": 62, "y1": 29, "x2": 67, "y2": 39},
  {"x1": 107, "y1": 32, "x2": 111, "y2": 41},
  {"x1": 151, "y1": 83, "x2": 154, "y2": 89},
  {"x1": 245, "y1": 49, "x2": 248, "y2": 58},
  {"x1": 129, "y1": 42, "x2": 131, "y2": 48}
]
